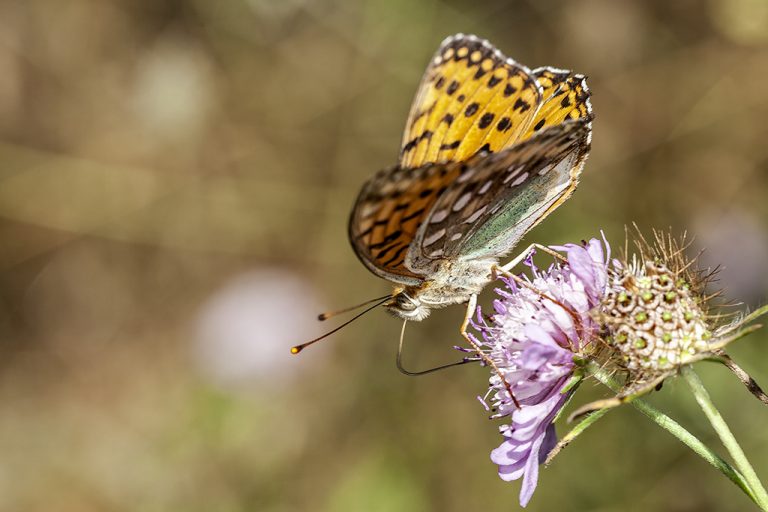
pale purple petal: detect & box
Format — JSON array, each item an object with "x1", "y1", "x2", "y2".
[
  {"x1": 522, "y1": 324, "x2": 561, "y2": 349},
  {"x1": 519, "y1": 433, "x2": 546, "y2": 507},
  {"x1": 539, "y1": 424, "x2": 558, "y2": 464},
  {"x1": 470, "y1": 237, "x2": 610, "y2": 507},
  {"x1": 566, "y1": 245, "x2": 600, "y2": 298}
]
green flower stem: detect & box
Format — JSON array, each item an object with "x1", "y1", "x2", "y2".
[
  {"x1": 585, "y1": 362, "x2": 761, "y2": 508},
  {"x1": 681, "y1": 366, "x2": 768, "y2": 510}
]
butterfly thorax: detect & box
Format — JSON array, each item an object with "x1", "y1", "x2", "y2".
[{"x1": 386, "y1": 257, "x2": 497, "y2": 321}]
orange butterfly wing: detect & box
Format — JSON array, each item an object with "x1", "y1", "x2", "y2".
[
  {"x1": 349, "y1": 35, "x2": 594, "y2": 282},
  {"x1": 349, "y1": 163, "x2": 464, "y2": 283},
  {"x1": 521, "y1": 67, "x2": 592, "y2": 139},
  {"x1": 399, "y1": 35, "x2": 543, "y2": 168}
]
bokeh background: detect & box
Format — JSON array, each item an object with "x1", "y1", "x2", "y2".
[{"x1": 1, "y1": 0, "x2": 767, "y2": 510}]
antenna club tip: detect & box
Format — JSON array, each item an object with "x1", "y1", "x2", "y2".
[
  {"x1": 290, "y1": 346, "x2": 302, "y2": 355},
  {"x1": 317, "y1": 313, "x2": 328, "y2": 321}
]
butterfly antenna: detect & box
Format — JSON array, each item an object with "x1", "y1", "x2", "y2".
[
  {"x1": 290, "y1": 296, "x2": 391, "y2": 354},
  {"x1": 396, "y1": 319, "x2": 480, "y2": 375},
  {"x1": 317, "y1": 294, "x2": 391, "y2": 321}
]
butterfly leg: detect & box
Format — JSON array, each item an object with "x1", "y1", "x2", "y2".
[
  {"x1": 460, "y1": 294, "x2": 521, "y2": 409},
  {"x1": 396, "y1": 319, "x2": 481, "y2": 375},
  {"x1": 497, "y1": 243, "x2": 566, "y2": 275}
]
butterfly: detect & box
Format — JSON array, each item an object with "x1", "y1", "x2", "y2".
[{"x1": 348, "y1": 34, "x2": 593, "y2": 322}]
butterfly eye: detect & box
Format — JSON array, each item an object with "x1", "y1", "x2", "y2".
[{"x1": 392, "y1": 292, "x2": 417, "y2": 311}]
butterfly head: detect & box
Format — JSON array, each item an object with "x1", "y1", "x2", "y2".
[{"x1": 387, "y1": 288, "x2": 432, "y2": 321}]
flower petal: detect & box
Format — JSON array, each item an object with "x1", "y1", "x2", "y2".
[
  {"x1": 468, "y1": 236, "x2": 611, "y2": 506},
  {"x1": 519, "y1": 432, "x2": 546, "y2": 507}
]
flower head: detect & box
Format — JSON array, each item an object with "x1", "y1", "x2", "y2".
[
  {"x1": 470, "y1": 238, "x2": 610, "y2": 507},
  {"x1": 466, "y1": 230, "x2": 768, "y2": 508},
  {"x1": 598, "y1": 230, "x2": 742, "y2": 390},
  {"x1": 468, "y1": 231, "x2": 768, "y2": 506}
]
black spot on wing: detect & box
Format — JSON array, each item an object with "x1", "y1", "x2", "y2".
[
  {"x1": 439, "y1": 140, "x2": 461, "y2": 150},
  {"x1": 375, "y1": 240, "x2": 402, "y2": 259},
  {"x1": 479, "y1": 112, "x2": 495, "y2": 129},
  {"x1": 513, "y1": 98, "x2": 531, "y2": 112},
  {"x1": 369, "y1": 230, "x2": 402, "y2": 249},
  {"x1": 403, "y1": 137, "x2": 418, "y2": 152},
  {"x1": 404, "y1": 130, "x2": 433, "y2": 152},
  {"x1": 381, "y1": 244, "x2": 409, "y2": 267},
  {"x1": 402, "y1": 207, "x2": 426, "y2": 222}
]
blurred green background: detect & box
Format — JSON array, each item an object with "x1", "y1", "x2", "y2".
[{"x1": 1, "y1": 0, "x2": 767, "y2": 511}]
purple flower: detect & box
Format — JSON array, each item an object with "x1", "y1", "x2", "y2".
[{"x1": 470, "y1": 238, "x2": 610, "y2": 507}]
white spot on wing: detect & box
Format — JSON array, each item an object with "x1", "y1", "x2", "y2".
[
  {"x1": 429, "y1": 208, "x2": 449, "y2": 224},
  {"x1": 449, "y1": 232, "x2": 462, "y2": 241},
  {"x1": 453, "y1": 192, "x2": 472, "y2": 211},
  {"x1": 361, "y1": 203, "x2": 378, "y2": 217},
  {"x1": 510, "y1": 172, "x2": 529, "y2": 187},
  {"x1": 478, "y1": 180, "x2": 493, "y2": 194},
  {"x1": 464, "y1": 205, "x2": 488, "y2": 224},
  {"x1": 424, "y1": 228, "x2": 446, "y2": 247},
  {"x1": 503, "y1": 166, "x2": 523, "y2": 183},
  {"x1": 457, "y1": 168, "x2": 476, "y2": 183},
  {"x1": 538, "y1": 164, "x2": 554, "y2": 176}
]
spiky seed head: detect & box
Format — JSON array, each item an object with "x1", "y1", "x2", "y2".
[{"x1": 602, "y1": 260, "x2": 710, "y2": 372}]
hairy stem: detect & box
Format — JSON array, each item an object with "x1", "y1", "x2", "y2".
[
  {"x1": 681, "y1": 366, "x2": 768, "y2": 510},
  {"x1": 584, "y1": 362, "x2": 761, "y2": 508}
]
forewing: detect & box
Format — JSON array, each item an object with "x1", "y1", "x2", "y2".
[
  {"x1": 348, "y1": 162, "x2": 463, "y2": 284},
  {"x1": 399, "y1": 34, "x2": 543, "y2": 168},
  {"x1": 408, "y1": 119, "x2": 592, "y2": 269}
]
